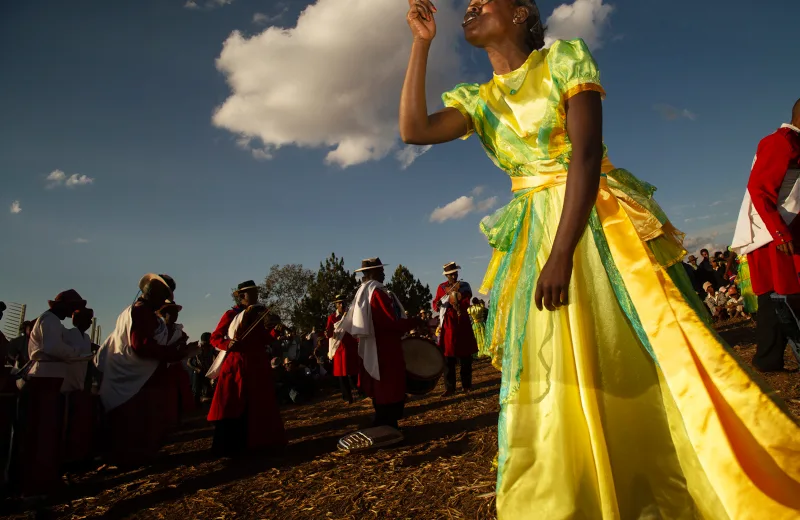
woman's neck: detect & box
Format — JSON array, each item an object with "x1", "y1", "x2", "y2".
[{"x1": 486, "y1": 41, "x2": 533, "y2": 75}]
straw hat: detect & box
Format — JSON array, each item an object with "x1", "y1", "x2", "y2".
[
  {"x1": 443, "y1": 262, "x2": 461, "y2": 275},
  {"x1": 355, "y1": 258, "x2": 388, "y2": 273}
]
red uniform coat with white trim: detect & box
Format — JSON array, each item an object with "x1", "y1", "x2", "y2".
[
  {"x1": 746, "y1": 127, "x2": 800, "y2": 295},
  {"x1": 433, "y1": 282, "x2": 478, "y2": 358},
  {"x1": 207, "y1": 307, "x2": 286, "y2": 449},
  {"x1": 326, "y1": 313, "x2": 360, "y2": 377},
  {"x1": 358, "y1": 289, "x2": 415, "y2": 405}
]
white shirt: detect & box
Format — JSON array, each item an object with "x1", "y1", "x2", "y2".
[
  {"x1": 61, "y1": 328, "x2": 94, "y2": 392},
  {"x1": 27, "y1": 310, "x2": 85, "y2": 379}
]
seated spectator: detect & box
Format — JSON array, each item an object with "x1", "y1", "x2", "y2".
[
  {"x1": 703, "y1": 282, "x2": 729, "y2": 321},
  {"x1": 725, "y1": 286, "x2": 750, "y2": 320},
  {"x1": 275, "y1": 358, "x2": 316, "y2": 405}
]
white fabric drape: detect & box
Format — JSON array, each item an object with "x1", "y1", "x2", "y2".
[
  {"x1": 98, "y1": 306, "x2": 169, "y2": 412},
  {"x1": 205, "y1": 310, "x2": 244, "y2": 380}
]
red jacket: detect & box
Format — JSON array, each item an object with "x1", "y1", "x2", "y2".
[
  {"x1": 207, "y1": 306, "x2": 286, "y2": 448},
  {"x1": 359, "y1": 289, "x2": 415, "y2": 405},
  {"x1": 747, "y1": 127, "x2": 800, "y2": 295},
  {"x1": 433, "y1": 281, "x2": 478, "y2": 358},
  {"x1": 326, "y1": 312, "x2": 360, "y2": 377}
]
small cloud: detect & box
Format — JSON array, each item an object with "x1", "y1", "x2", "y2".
[
  {"x1": 185, "y1": 0, "x2": 233, "y2": 10},
  {"x1": 472, "y1": 186, "x2": 485, "y2": 196},
  {"x1": 253, "y1": 7, "x2": 288, "y2": 25},
  {"x1": 477, "y1": 196, "x2": 498, "y2": 212},
  {"x1": 430, "y1": 196, "x2": 476, "y2": 223},
  {"x1": 251, "y1": 148, "x2": 273, "y2": 161},
  {"x1": 684, "y1": 215, "x2": 713, "y2": 223},
  {"x1": 654, "y1": 104, "x2": 697, "y2": 121},
  {"x1": 544, "y1": 0, "x2": 615, "y2": 50},
  {"x1": 9, "y1": 200, "x2": 21, "y2": 214},
  {"x1": 204, "y1": 293, "x2": 212, "y2": 299},
  {"x1": 395, "y1": 145, "x2": 432, "y2": 170},
  {"x1": 65, "y1": 174, "x2": 94, "y2": 187},
  {"x1": 46, "y1": 169, "x2": 67, "y2": 189},
  {"x1": 45, "y1": 169, "x2": 94, "y2": 189},
  {"x1": 74, "y1": 238, "x2": 90, "y2": 244}
]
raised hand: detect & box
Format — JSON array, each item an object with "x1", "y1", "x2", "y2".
[{"x1": 407, "y1": 0, "x2": 437, "y2": 42}]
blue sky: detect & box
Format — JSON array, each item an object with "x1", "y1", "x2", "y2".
[{"x1": 2, "y1": 0, "x2": 798, "y2": 340}]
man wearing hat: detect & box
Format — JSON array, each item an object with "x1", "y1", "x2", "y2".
[
  {"x1": 336, "y1": 259, "x2": 416, "y2": 430},
  {"x1": 11, "y1": 289, "x2": 88, "y2": 495},
  {"x1": 100, "y1": 274, "x2": 192, "y2": 468},
  {"x1": 326, "y1": 295, "x2": 360, "y2": 403},
  {"x1": 433, "y1": 262, "x2": 478, "y2": 396},
  {"x1": 207, "y1": 280, "x2": 286, "y2": 456}
]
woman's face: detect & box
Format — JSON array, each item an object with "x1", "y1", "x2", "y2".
[{"x1": 463, "y1": 0, "x2": 520, "y2": 48}]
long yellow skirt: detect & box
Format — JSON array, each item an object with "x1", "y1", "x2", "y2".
[{"x1": 481, "y1": 183, "x2": 800, "y2": 519}]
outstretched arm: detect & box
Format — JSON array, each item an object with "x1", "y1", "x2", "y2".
[
  {"x1": 535, "y1": 91, "x2": 604, "y2": 311},
  {"x1": 399, "y1": 0, "x2": 469, "y2": 145}
]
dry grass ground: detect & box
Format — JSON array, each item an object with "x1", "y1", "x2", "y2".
[{"x1": 3, "y1": 319, "x2": 798, "y2": 519}]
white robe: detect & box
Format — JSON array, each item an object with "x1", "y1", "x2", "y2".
[{"x1": 98, "y1": 306, "x2": 169, "y2": 412}]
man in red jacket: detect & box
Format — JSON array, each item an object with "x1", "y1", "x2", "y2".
[
  {"x1": 433, "y1": 262, "x2": 478, "y2": 396},
  {"x1": 341, "y1": 258, "x2": 416, "y2": 430},
  {"x1": 732, "y1": 99, "x2": 800, "y2": 371},
  {"x1": 208, "y1": 280, "x2": 286, "y2": 456},
  {"x1": 326, "y1": 295, "x2": 360, "y2": 403}
]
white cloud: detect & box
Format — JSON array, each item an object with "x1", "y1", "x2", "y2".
[
  {"x1": 74, "y1": 238, "x2": 90, "y2": 244},
  {"x1": 45, "y1": 169, "x2": 67, "y2": 189},
  {"x1": 477, "y1": 196, "x2": 498, "y2": 212},
  {"x1": 472, "y1": 186, "x2": 485, "y2": 196},
  {"x1": 683, "y1": 233, "x2": 729, "y2": 258},
  {"x1": 65, "y1": 174, "x2": 94, "y2": 187},
  {"x1": 430, "y1": 196, "x2": 476, "y2": 223},
  {"x1": 212, "y1": 0, "x2": 463, "y2": 168},
  {"x1": 253, "y1": 7, "x2": 289, "y2": 25},
  {"x1": 45, "y1": 169, "x2": 94, "y2": 189},
  {"x1": 430, "y1": 190, "x2": 499, "y2": 223},
  {"x1": 653, "y1": 104, "x2": 697, "y2": 121},
  {"x1": 544, "y1": 0, "x2": 614, "y2": 50},
  {"x1": 205, "y1": 293, "x2": 212, "y2": 299},
  {"x1": 396, "y1": 145, "x2": 432, "y2": 170},
  {"x1": 9, "y1": 200, "x2": 21, "y2": 214},
  {"x1": 186, "y1": 0, "x2": 233, "y2": 10}
]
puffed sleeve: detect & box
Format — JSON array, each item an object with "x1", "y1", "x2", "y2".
[
  {"x1": 547, "y1": 38, "x2": 605, "y2": 101},
  {"x1": 441, "y1": 82, "x2": 481, "y2": 140}
]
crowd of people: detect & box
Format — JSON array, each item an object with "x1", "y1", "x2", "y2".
[
  {"x1": 0, "y1": 258, "x2": 491, "y2": 499},
  {"x1": 683, "y1": 249, "x2": 751, "y2": 321}
]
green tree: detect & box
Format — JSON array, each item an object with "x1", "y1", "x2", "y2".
[
  {"x1": 257, "y1": 264, "x2": 314, "y2": 326},
  {"x1": 386, "y1": 265, "x2": 433, "y2": 316},
  {"x1": 294, "y1": 253, "x2": 359, "y2": 333}
]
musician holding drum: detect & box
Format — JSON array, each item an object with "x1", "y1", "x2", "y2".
[
  {"x1": 207, "y1": 280, "x2": 287, "y2": 456},
  {"x1": 336, "y1": 259, "x2": 418, "y2": 431},
  {"x1": 433, "y1": 262, "x2": 478, "y2": 396}
]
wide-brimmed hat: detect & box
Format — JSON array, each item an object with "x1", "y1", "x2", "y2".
[
  {"x1": 443, "y1": 262, "x2": 461, "y2": 275},
  {"x1": 48, "y1": 289, "x2": 87, "y2": 310},
  {"x1": 73, "y1": 307, "x2": 94, "y2": 320},
  {"x1": 159, "y1": 300, "x2": 183, "y2": 314},
  {"x1": 139, "y1": 273, "x2": 173, "y2": 299},
  {"x1": 355, "y1": 258, "x2": 388, "y2": 273},
  {"x1": 702, "y1": 282, "x2": 713, "y2": 292},
  {"x1": 687, "y1": 255, "x2": 697, "y2": 262},
  {"x1": 332, "y1": 294, "x2": 346, "y2": 304},
  {"x1": 233, "y1": 280, "x2": 259, "y2": 295}
]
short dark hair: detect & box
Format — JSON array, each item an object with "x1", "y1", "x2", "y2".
[{"x1": 700, "y1": 248, "x2": 709, "y2": 254}]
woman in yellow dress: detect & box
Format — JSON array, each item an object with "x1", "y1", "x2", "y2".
[
  {"x1": 400, "y1": 1, "x2": 800, "y2": 518},
  {"x1": 468, "y1": 298, "x2": 490, "y2": 357}
]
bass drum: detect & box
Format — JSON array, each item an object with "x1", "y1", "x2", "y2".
[{"x1": 402, "y1": 337, "x2": 445, "y2": 396}]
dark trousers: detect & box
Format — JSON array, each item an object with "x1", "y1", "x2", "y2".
[
  {"x1": 212, "y1": 416, "x2": 248, "y2": 457},
  {"x1": 753, "y1": 293, "x2": 787, "y2": 371},
  {"x1": 373, "y1": 401, "x2": 404, "y2": 430},
  {"x1": 339, "y1": 375, "x2": 357, "y2": 403},
  {"x1": 444, "y1": 356, "x2": 473, "y2": 391}
]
